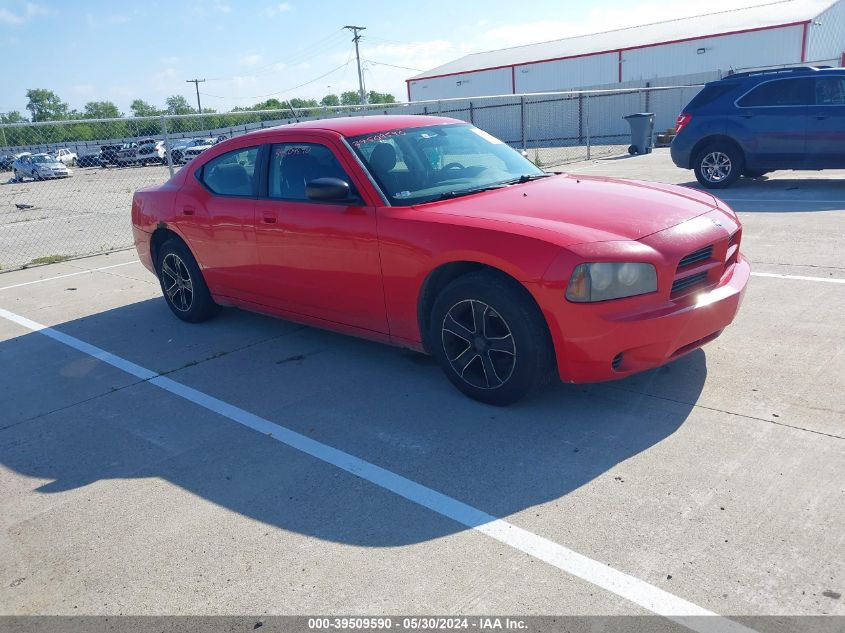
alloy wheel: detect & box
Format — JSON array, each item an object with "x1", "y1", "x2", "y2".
[
  {"x1": 161, "y1": 253, "x2": 194, "y2": 312},
  {"x1": 441, "y1": 299, "x2": 516, "y2": 390},
  {"x1": 701, "y1": 151, "x2": 732, "y2": 183}
]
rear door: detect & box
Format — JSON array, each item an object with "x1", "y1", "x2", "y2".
[
  {"x1": 252, "y1": 136, "x2": 388, "y2": 333},
  {"x1": 732, "y1": 77, "x2": 812, "y2": 167},
  {"x1": 806, "y1": 75, "x2": 845, "y2": 168},
  {"x1": 174, "y1": 145, "x2": 263, "y2": 300}
]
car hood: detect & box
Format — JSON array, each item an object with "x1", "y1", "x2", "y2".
[{"x1": 418, "y1": 173, "x2": 720, "y2": 245}]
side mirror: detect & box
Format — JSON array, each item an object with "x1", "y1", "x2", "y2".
[{"x1": 305, "y1": 177, "x2": 353, "y2": 202}]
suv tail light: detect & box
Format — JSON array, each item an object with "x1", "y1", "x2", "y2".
[{"x1": 675, "y1": 112, "x2": 692, "y2": 135}]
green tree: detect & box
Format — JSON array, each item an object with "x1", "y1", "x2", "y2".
[
  {"x1": 25, "y1": 89, "x2": 70, "y2": 122},
  {"x1": 320, "y1": 94, "x2": 340, "y2": 107},
  {"x1": 251, "y1": 98, "x2": 285, "y2": 110},
  {"x1": 367, "y1": 91, "x2": 396, "y2": 104},
  {"x1": 83, "y1": 101, "x2": 122, "y2": 119},
  {"x1": 340, "y1": 91, "x2": 361, "y2": 106},
  {"x1": 0, "y1": 111, "x2": 27, "y2": 124},
  {"x1": 130, "y1": 99, "x2": 161, "y2": 118},
  {"x1": 165, "y1": 95, "x2": 195, "y2": 115}
]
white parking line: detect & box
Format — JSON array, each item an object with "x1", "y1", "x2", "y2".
[
  {"x1": 0, "y1": 261, "x2": 138, "y2": 292},
  {"x1": 0, "y1": 305, "x2": 754, "y2": 633},
  {"x1": 751, "y1": 272, "x2": 845, "y2": 284}
]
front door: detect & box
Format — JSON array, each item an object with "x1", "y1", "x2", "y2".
[{"x1": 253, "y1": 139, "x2": 388, "y2": 334}]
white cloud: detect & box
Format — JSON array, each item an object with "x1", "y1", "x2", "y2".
[
  {"x1": 0, "y1": 2, "x2": 52, "y2": 27},
  {"x1": 264, "y1": 3, "x2": 293, "y2": 17},
  {"x1": 240, "y1": 53, "x2": 263, "y2": 67}
]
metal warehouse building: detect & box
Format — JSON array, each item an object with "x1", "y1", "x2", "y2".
[{"x1": 406, "y1": 0, "x2": 845, "y2": 101}]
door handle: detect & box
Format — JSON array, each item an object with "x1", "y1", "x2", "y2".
[
  {"x1": 814, "y1": 115, "x2": 829, "y2": 120},
  {"x1": 739, "y1": 114, "x2": 754, "y2": 118},
  {"x1": 262, "y1": 214, "x2": 277, "y2": 224},
  {"x1": 182, "y1": 205, "x2": 195, "y2": 215}
]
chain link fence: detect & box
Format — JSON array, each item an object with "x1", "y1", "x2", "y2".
[{"x1": 0, "y1": 85, "x2": 701, "y2": 272}]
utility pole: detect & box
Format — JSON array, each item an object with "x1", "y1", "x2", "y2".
[
  {"x1": 186, "y1": 78, "x2": 205, "y2": 113},
  {"x1": 343, "y1": 25, "x2": 367, "y2": 106}
]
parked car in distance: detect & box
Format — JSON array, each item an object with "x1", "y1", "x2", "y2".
[
  {"x1": 180, "y1": 138, "x2": 217, "y2": 163},
  {"x1": 169, "y1": 138, "x2": 211, "y2": 164},
  {"x1": 13, "y1": 153, "x2": 72, "y2": 181},
  {"x1": 133, "y1": 115, "x2": 749, "y2": 404},
  {"x1": 672, "y1": 66, "x2": 845, "y2": 188},
  {"x1": 99, "y1": 144, "x2": 123, "y2": 167},
  {"x1": 0, "y1": 154, "x2": 15, "y2": 171},
  {"x1": 51, "y1": 148, "x2": 78, "y2": 166},
  {"x1": 77, "y1": 150, "x2": 102, "y2": 167},
  {"x1": 137, "y1": 139, "x2": 166, "y2": 165},
  {"x1": 115, "y1": 142, "x2": 140, "y2": 167}
]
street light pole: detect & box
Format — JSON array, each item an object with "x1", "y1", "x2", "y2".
[
  {"x1": 186, "y1": 78, "x2": 206, "y2": 112},
  {"x1": 343, "y1": 26, "x2": 367, "y2": 106}
]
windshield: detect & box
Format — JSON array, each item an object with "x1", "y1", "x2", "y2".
[
  {"x1": 32, "y1": 155, "x2": 56, "y2": 164},
  {"x1": 347, "y1": 124, "x2": 543, "y2": 205}
]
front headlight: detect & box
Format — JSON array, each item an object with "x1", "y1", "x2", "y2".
[{"x1": 566, "y1": 262, "x2": 657, "y2": 302}]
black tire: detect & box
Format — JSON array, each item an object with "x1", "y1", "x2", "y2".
[
  {"x1": 429, "y1": 271, "x2": 554, "y2": 405},
  {"x1": 156, "y1": 238, "x2": 220, "y2": 323},
  {"x1": 13, "y1": 170, "x2": 23, "y2": 182},
  {"x1": 628, "y1": 145, "x2": 638, "y2": 155},
  {"x1": 693, "y1": 142, "x2": 744, "y2": 189},
  {"x1": 743, "y1": 169, "x2": 768, "y2": 178}
]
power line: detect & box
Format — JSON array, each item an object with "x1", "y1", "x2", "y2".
[
  {"x1": 205, "y1": 29, "x2": 348, "y2": 82},
  {"x1": 363, "y1": 59, "x2": 424, "y2": 72}
]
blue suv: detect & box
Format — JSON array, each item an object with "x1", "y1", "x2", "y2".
[{"x1": 671, "y1": 67, "x2": 845, "y2": 188}]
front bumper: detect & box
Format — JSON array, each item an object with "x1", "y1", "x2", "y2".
[{"x1": 542, "y1": 255, "x2": 750, "y2": 383}]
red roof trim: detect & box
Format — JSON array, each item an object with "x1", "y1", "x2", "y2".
[
  {"x1": 800, "y1": 22, "x2": 809, "y2": 63},
  {"x1": 410, "y1": 20, "x2": 812, "y2": 84}
]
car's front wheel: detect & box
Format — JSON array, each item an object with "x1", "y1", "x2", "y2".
[
  {"x1": 157, "y1": 238, "x2": 220, "y2": 323},
  {"x1": 429, "y1": 272, "x2": 553, "y2": 405},
  {"x1": 693, "y1": 143, "x2": 743, "y2": 189},
  {"x1": 13, "y1": 170, "x2": 23, "y2": 182}
]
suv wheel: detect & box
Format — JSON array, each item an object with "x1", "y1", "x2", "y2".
[
  {"x1": 157, "y1": 238, "x2": 220, "y2": 323},
  {"x1": 694, "y1": 143, "x2": 743, "y2": 189},
  {"x1": 429, "y1": 272, "x2": 553, "y2": 405}
]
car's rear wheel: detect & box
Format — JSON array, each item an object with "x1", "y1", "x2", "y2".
[
  {"x1": 694, "y1": 143, "x2": 743, "y2": 189},
  {"x1": 429, "y1": 272, "x2": 553, "y2": 405},
  {"x1": 13, "y1": 170, "x2": 23, "y2": 182},
  {"x1": 157, "y1": 238, "x2": 220, "y2": 323}
]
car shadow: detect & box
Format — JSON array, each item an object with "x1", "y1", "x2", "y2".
[
  {"x1": 0, "y1": 299, "x2": 708, "y2": 546},
  {"x1": 681, "y1": 177, "x2": 845, "y2": 212}
]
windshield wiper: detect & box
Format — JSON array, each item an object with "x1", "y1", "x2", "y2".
[
  {"x1": 507, "y1": 173, "x2": 554, "y2": 184},
  {"x1": 437, "y1": 184, "x2": 508, "y2": 200}
]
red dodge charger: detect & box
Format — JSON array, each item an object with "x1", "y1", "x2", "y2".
[{"x1": 132, "y1": 115, "x2": 749, "y2": 404}]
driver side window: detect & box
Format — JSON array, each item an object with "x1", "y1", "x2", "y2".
[{"x1": 269, "y1": 143, "x2": 357, "y2": 201}]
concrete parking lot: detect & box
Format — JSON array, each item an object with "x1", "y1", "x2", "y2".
[{"x1": 0, "y1": 150, "x2": 842, "y2": 630}]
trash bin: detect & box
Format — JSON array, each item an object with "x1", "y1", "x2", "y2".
[{"x1": 623, "y1": 113, "x2": 654, "y2": 155}]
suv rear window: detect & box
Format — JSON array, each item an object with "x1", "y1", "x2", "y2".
[
  {"x1": 685, "y1": 84, "x2": 737, "y2": 110},
  {"x1": 737, "y1": 78, "x2": 812, "y2": 107}
]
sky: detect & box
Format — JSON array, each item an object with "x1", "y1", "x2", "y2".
[{"x1": 0, "y1": 0, "x2": 790, "y2": 116}]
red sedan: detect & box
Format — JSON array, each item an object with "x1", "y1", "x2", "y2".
[{"x1": 132, "y1": 115, "x2": 749, "y2": 405}]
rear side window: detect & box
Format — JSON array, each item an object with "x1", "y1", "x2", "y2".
[
  {"x1": 815, "y1": 77, "x2": 845, "y2": 105},
  {"x1": 201, "y1": 146, "x2": 259, "y2": 197},
  {"x1": 685, "y1": 84, "x2": 737, "y2": 110},
  {"x1": 737, "y1": 78, "x2": 812, "y2": 107}
]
